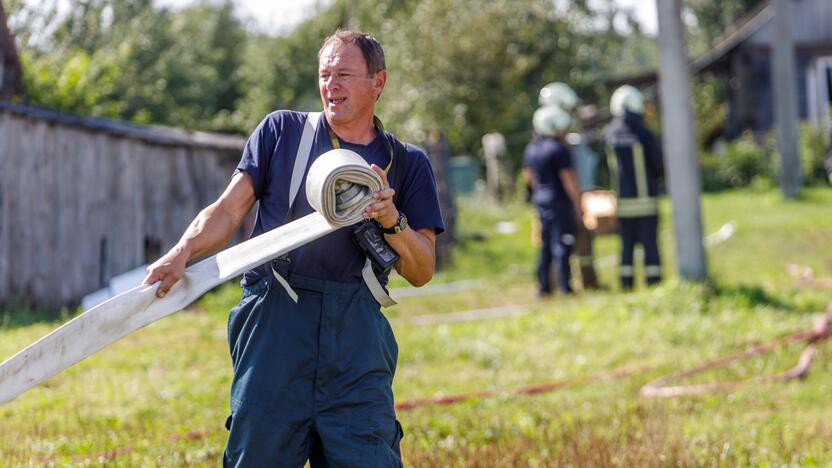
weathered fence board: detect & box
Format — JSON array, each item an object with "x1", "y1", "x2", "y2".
[{"x1": 0, "y1": 112, "x2": 9, "y2": 302}]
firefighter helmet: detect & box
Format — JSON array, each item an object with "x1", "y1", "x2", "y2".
[
  {"x1": 610, "y1": 85, "x2": 645, "y2": 116},
  {"x1": 533, "y1": 105, "x2": 572, "y2": 137},
  {"x1": 538, "y1": 82, "x2": 580, "y2": 111}
]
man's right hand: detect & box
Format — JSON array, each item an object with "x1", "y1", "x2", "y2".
[
  {"x1": 142, "y1": 245, "x2": 190, "y2": 298},
  {"x1": 139, "y1": 172, "x2": 256, "y2": 299}
]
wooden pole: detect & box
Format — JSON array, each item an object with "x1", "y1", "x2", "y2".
[
  {"x1": 656, "y1": 0, "x2": 708, "y2": 280},
  {"x1": 771, "y1": 0, "x2": 802, "y2": 198}
]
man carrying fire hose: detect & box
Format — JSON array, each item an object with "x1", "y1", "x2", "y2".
[{"x1": 142, "y1": 30, "x2": 444, "y2": 467}]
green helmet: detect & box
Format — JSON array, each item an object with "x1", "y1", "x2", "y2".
[
  {"x1": 538, "y1": 82, "x2": 580, "y2": 111},
  {"x1": 533, "y1": 105, "x2": 572, "y2": 137},
  {"x1": 610, "y1": 85, "x2": 645, "y2": 116}
]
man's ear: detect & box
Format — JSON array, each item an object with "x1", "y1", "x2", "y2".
[{"x1": 373, "y1": 69, "x2": 388, "y2": 100}]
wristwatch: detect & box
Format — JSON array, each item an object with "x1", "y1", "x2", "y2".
[{"x1": 381, "y1": 212, "x2": 408, "y2": 234}]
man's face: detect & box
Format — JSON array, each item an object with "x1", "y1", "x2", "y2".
[{"x1": 318, "y1": 42, "x2": 386, "y2": 127}]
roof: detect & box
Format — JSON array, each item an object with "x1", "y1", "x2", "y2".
[
  {"x1": 606, "y1": 1, "x2": 774, "y2": 86},
  {"x1": 690, "y1": 1, "x2": 773, "y2": 73},
  {"x1": 0, "y1": 0, "x2": 24, "y2": 99},
  {"x1": 0, "y1": 101, "x2": 247, "y2": 151}
]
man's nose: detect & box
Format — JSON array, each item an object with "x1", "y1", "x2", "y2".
[{"x1": 323, "y1": 75, "x2": 340, "y2": 91}]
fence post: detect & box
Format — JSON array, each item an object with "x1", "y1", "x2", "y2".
[{"x1": 424, "y1": 130, "x2": 456, "y2": 269}]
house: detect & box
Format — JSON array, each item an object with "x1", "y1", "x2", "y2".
[{"x1": 609, "y1": 0, "x2": 832, "y2": 139}]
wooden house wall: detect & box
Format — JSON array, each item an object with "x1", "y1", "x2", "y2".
[
  {"x1": 0, "y1": 109, "x2": 244, "y2": 309},
  {"x1": 726, "y1": 47, "x2": 830, "y2": 136},
  {"x1": 727, "y1": 0, "x2": 832, "y2": 135},
  {"x1": 726, "y1": 49, "x2": 771, "y2": 136},
  {"x1": 748, "y1": 0, "x2": 832, "y2": 46}
]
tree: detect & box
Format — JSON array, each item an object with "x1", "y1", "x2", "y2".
[{"x1": 9, "y1": 0, "x2": 247, "y2": 132}]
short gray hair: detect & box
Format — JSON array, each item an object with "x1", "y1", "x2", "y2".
[{"x1": 318, "y1": 30, "x2": 386, "y2": 75}]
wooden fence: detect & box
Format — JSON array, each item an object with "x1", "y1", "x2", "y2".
[{"x1": 0, "y1": 103, "x2": 246, "y2": 310}]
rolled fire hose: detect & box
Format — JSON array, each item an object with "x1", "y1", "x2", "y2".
[{"x1": 0, "y1": 149, "x2": 382, "y2": 405}]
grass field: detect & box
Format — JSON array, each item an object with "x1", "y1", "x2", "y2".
[{"x1": 1, "y1": 186, "x2": 831, "y2": 466}]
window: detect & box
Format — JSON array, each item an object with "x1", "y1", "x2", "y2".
[{"x1": 808, "y1": 56, "x2": 832, "y2": 128}]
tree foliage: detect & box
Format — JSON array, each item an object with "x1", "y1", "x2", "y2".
[
  {"x1": 244, "y1": 0, "x2": 654, "y2": 160},
  {"x1": 10, "y1": 0, "x2": 246, "y2": 131},
  {"x1": 8, "y1": 0, "x2": 658, "y2": 159}
]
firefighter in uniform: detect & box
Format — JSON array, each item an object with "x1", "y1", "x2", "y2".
[
  {"x1": 523, "y1": 105, "x2": 583, "y2": 296},
  {"x1": 603, "y1": 85, "x2": 663, "y2": 289},
  {"x1": 538, "y1": 82, "x2": 600, "y2": 289}
]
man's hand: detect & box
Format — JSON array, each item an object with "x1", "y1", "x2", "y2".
[
  {"x1": 364, "y1": 164, "x2": 398, "y2": 228},
  {"x1": 139, "y1": 172, "x2": 256, "y2": 299},
  {"x1": 141, "y1": 245, "x2": 190, "y2": 298},
  {"x1": 361, "y1": 164, "x2": 436, "y2": 287}
]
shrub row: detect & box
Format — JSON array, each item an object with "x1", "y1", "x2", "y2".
[{"x1": 701, "y1": 124, "x2": 830, "y2": 192}]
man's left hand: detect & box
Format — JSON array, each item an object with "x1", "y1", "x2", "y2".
[{"x1": 365, "y1": 164, "x2": 398, "y2": 229}]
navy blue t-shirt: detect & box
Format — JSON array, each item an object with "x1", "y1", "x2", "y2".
[
  {"x1": 236, "y1": 110, "x2": 445, "y2": 285},
  {"x1": 523, "y1": 136, "x2": 574, "y2": 211}
]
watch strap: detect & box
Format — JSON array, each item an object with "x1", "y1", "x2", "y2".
[{"x1": 381, "y1": 212, "x2": 407, "y2": 234}]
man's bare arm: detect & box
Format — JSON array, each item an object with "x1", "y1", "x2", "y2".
[
  {"x1": 142, "y1": 172, "x2": 257, "y2": 297},
  {"x1": 386, "y1": 227, "x2": 436, "y2": 287}
]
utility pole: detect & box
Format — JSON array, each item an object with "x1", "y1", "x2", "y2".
[
  {"x1": 655, "y1": 0, "x2": 707, "y2": 281},
  {"x1": 772, "y1": 0, "x2": 801, "y2": 198}
]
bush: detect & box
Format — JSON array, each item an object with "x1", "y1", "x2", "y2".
[
  {"x1": 799, "y1": 123, "x2": 831, "y2": 185},
  {"x1": 692, "y1": 76, "x2": 727, "y2": 149},
  {"x1": 700, "y1": 151, "x2": 724, "y2": 192},
  {"x1": 701, "y1": 133, "x2": 775, "y2": 191}
]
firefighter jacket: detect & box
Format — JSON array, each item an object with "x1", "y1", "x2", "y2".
[{"x1": 603, "y1": 112, "x2": 664, "y2": 218}]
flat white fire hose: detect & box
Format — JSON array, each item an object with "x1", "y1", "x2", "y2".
[{"x1": 0, "y1": 149, "x2": 382, "y2": 405}]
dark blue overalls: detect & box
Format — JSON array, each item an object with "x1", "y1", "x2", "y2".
[
  {"x1": 223, "y1": 273, "x2": 403, "y2": 466},
  {"x1": 537, "y1": 206, "x2": 576, "y2": 294}
]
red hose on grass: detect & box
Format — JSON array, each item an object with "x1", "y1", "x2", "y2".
[{"x1": 640, "y1": 303, "x2": 832, "y2": 397}]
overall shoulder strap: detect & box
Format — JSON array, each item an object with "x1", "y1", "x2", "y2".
[
  {"x1": 273, "y1": 111, "x2": 320, "y2": 304},
  {"x1": 387, "y1": 133, "x2": 408, "y2": 205},
  {"x1": 363, "y1": 131, "x2": 408, "y2": 309},
  {"x1": 288, "y1": 111, "x2": 321, "y2": 209}
]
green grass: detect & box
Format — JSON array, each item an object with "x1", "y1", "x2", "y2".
[{"x1": 1, "y1": 187, "x2": 831, "y2": 466}]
